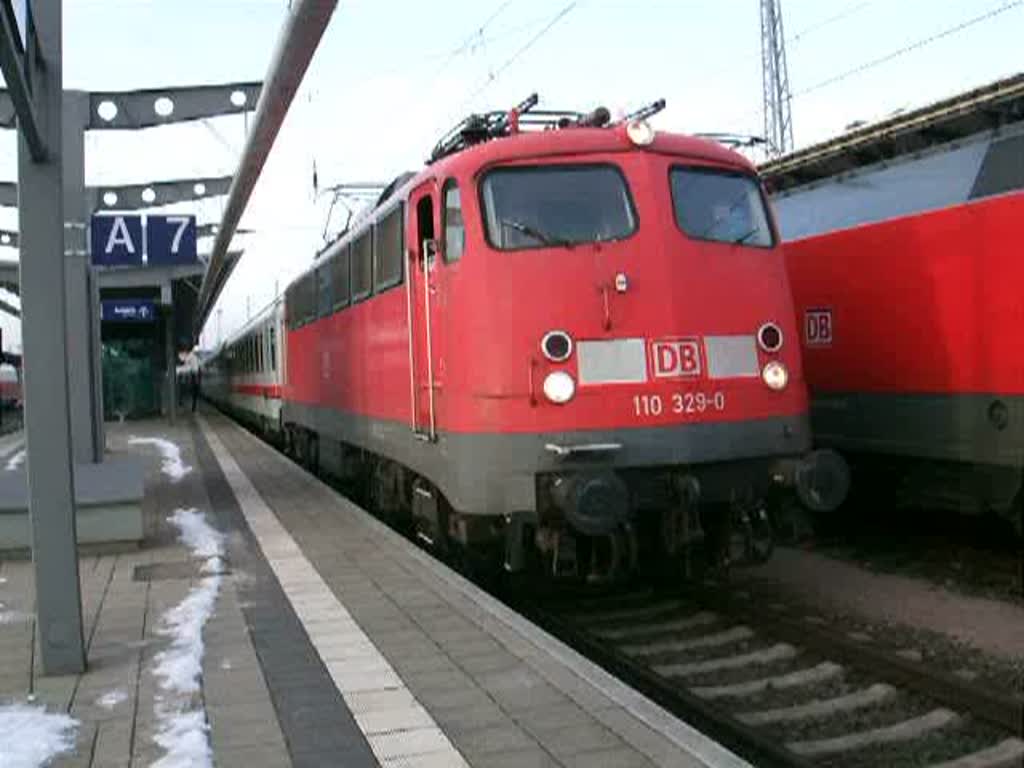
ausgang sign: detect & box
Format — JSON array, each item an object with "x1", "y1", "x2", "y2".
[
  {"x1": 90, "y1": 214, "x2": 197, "y2": 267},
  {"x1": 100, "y1": 299, "x2": 156, "y2": 323}
]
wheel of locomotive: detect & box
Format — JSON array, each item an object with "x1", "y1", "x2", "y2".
[
  {"x1": 655, "y1": 505, "x2": 709, "y2": 585},
  {"x1": 308, "y1": 431, "x2": 320, "y2": 476},
  {"x1": 370, "y1": 459, "x2": 408, "y2": 528},
  {"x1": 740, "y1": 504, "x2": 774, "y2": 564}
]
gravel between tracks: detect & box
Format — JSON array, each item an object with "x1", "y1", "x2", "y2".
[{"x1": 738, "y1": 547, "x2": 1024, "y2": 663}]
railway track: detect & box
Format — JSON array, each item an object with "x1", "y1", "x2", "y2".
[
  {"x1": 520, "y1": 586, "x2": 1024, "y2": 768},
  {"x1": 233, "y1": 414, "x2": 1024, "y2": 767}
]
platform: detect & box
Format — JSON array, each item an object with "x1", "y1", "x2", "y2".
[
  {"x1": 0, "y1": 428, "x2": 146, "y2": 551},
  {"x1": 0, "y1": 410, "x2": 748, "y2": 767}
]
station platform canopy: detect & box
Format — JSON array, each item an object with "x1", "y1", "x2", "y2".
[{"x1": 760, "y1": 72, "x2": 1024, "y2": 192}]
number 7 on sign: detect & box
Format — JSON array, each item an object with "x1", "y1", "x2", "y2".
[{"x1": 167, "y1": 216, "x2": 191, "y2": 254}]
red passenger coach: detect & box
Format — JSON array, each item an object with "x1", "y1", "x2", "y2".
[
  {"x1": 211, "y1": 96, "x2": 847, "y2": 582},
  {"x1": 766, "y1": 75, "x2": 1024, "y2": 525}
]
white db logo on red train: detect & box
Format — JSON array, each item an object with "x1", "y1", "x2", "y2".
[
  {"x1": 805, "y1": 308, "x2": 833, "y2": 346},
  {"x1": 650, "y1": 339, "x2": 702, "y2": 378}
]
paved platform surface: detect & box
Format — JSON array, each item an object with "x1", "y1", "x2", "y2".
[{"x1": 0, "y1": 411, "x2": 746, "y2": 767}]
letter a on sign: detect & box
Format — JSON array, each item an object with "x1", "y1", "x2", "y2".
[
  {"x1": 90, "y1": 214, "x2": 143, "y2": 266},
  {"x1": 105, "y1": 217, "x2": 135, "y2": 255}
]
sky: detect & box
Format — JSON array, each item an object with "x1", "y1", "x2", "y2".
[{"x1": 0, "y1": 0, "x2": 1020, "y2": 351}]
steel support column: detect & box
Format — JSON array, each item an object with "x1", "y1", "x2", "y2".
[
  {"x1": 63, "y1": 91, "x2": 98, "y2": 463},
  {"x1": 89, "y1": 265, "x2": 104, "y2": 456},
  {"x1": 164, "y1": 306, "x2": 175, "y2": 423},
  {"x1": 19, "y1": 0, "x2": 85, "y2": 674}
]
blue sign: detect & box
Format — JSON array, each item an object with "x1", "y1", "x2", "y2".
[
  {"x1": 147, "y1": 215, "x2": 197, "y2": 265},
  {"x1": 101, "y1": 299, "x2": 156, "y2": 323},
  {"x1": 91, "y1": 215, "x2": 143, "y2": 267}
]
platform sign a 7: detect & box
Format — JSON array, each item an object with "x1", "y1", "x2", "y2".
[{"x1": 147, "y1": 215, "x2": 197, "y2": 266}]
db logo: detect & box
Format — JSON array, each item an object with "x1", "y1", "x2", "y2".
[
  {"x1": 651, "y1": 339, "x2": 701, "y2": 378},
  {"x1": 805, "y1": 308, "x2": 833, "y2": 346}
]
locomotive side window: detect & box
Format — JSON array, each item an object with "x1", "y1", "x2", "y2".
[
  {"x1": 352, "y1": 230, "x2": 372, "y2": 302},
  {"x1": 481, "y1": 164, "x2": 636, "y2": 250},
  {"x1": 331, "y1": 245, "x2": 350, "y2": 311},
  {"x1": 316, "y1": 261, "x2": 332, "y2": 318},
  {"x1": 669, "y1": 167, "x2": 774, "y2": 248},
  {"x1": 443, "y1": 180, "x2": 464, "y2": 263},
  {"x1": 301, "y1": 274, "x2": 313, "y2": 325},
  {"x1": 299, "y1": 272, "x2": 316, "y2": 325},
  {"x1": 285, "y1": 284, "x2": 296, "y2": 328},
  {"x1": 374, "y1": 205, "x2": 404, "y2": 291}
]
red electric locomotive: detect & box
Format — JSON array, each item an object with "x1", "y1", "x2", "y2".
[
  {"x1": 215, "y1": 95, "x2": 848, "y2": 581},
  {"x1": 766, "y1": 75, "x2": 1024, "y2": 527}
]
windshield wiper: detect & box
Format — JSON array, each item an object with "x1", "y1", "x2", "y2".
[
  {"x1": 500, "y1": 218, "x2": 572, "y2": 248},
  {"x1": 732, "y1": 228, "x2": 760, "y2": 245}
]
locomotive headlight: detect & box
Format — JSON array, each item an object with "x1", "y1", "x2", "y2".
[
  {"x1": 541, "y1": 330, "x2": 573, "y2": 362},
  {"x1": 757, "y1": 322, "x2": 783, "y2": 353},
  {"x1": 626, "y1": 119, "x2": 655, "y2": 146},
  {"x1": 543, "y1": 371, "x2": 576, "y2": 404},
  {"x1": 762, "y1": 361, "x2": 789, "y2": 391}
]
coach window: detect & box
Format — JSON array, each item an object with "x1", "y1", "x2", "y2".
[
  {"x1": 443, "y1": 180, "x2": 464, "y2": 262},
  {"x1": 351, "y1": 229, "x2": 372, "y2": 301},
  {"x1": 317, "y1": 262, "x2": 332, "y2": 318},
  {"x1": 269, "y1": 325, "x2": 277, "y2": 371},
  {"x1": 332, "y1": 246, "x2": 350, "y2": 311},
  {"x1": 374, "y1": 205, "x2": 404, "y2": 291},
  {"x1": 301, "y1": 272, "x2": 316, "y2": 324},
  {"x1": 285, "y1": 285, "x2": 295, "y2": 328}
]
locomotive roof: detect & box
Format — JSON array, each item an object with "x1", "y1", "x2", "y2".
[
  {"x1": 364, "y1": 127, "x2": 758, "y2": 222},
  {"x1": 760, "y1": 72, "x2": 1024, "y2": 193},
  {"x1": 428, "y1": 125, "x2": 757, "y2": 178},
  {"x1": 310, "y1": 126, "x2": 760, "y2": 275}
]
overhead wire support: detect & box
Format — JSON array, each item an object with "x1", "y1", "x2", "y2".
[
  {"x1": 761, "y1": 0, "x2": 794, "y2": 157},
  {"x1": 196, "y1": 0, "x2": 339, "y2": 333},
  {"x1": 0, "y1": 0, "x2": 44, "y2": 161}
]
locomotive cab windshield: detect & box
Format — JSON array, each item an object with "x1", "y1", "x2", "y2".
[
  {"x1": 670, "y1": 167, "x2": 775, "y2": 247},
  {"x1": 481, "y1": 164, "x2": 637, "y2": 250}
]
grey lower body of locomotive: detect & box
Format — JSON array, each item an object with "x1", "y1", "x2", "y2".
[
  {"x1": 812, "y1": 391, "x2": 1024, "y2": 520},
  {"x1": 283, "y1": 401, "x2": 849, "y2": 573}
]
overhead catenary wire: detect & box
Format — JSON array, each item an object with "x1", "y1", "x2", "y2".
[
  {"x1": 428, "y1": 0, "x2": 515, "y2": 82},
  {"x1": 720, "y1": 0, "x2": 1021, "y2": 149},
  {"x1": 789, "y1": 0, "x2": 873, "y2": 45},
  {"x1": 457, "y1": 1, "x2": 578, "y2": 112},
  {"x1": 794, "y1": 0, "x2": 1023, "y2": 98}
]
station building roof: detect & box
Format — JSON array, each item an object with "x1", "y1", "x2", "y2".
[{"x1": 760, "y1": 72, "x2": 1024, "y2": 193}]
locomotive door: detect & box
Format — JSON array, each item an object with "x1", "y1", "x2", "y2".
[{"x1": 408, "y1": 183, "x2": 441, "y2": 439}]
